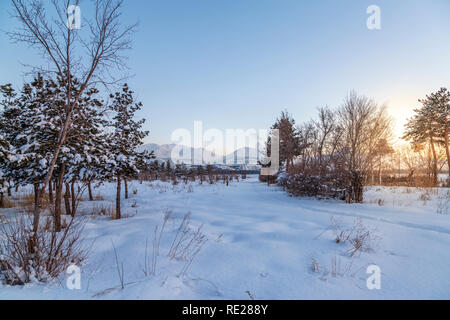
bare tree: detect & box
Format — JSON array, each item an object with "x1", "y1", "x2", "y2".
[
  {"x1": 336, "y1": 91, "x2": 393, "y2": 202},
  {"x1": 373, "y1": 138, "x2": 394, "y2": 185},
  {"x1": 8, "y1": 0, "x2": 136, "y2": 234},
  {"x1": 337, "y1": 91, "x2": 393, "y2": 175},
  {"x1": 275, "y1": 93, "x2": 392, "y2": 202},
  {"x1": 312, "y1": 106, "x2": 339, "y2": 176}
]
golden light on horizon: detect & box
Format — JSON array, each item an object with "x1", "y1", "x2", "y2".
[{"x1": 379, "y1": 92, "x2": 425, "y2": 146}]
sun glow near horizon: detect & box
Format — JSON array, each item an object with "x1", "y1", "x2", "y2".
[{"x1": 378, "y1": 89, "x2": 432, "y2": 146}]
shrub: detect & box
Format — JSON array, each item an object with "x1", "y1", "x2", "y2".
[
  {"x1": 0, "y1": 215, "x2": 88, "y2": 285},
  {"x1": 278, "y1": 172, "x2": 348, "y2": 200}
]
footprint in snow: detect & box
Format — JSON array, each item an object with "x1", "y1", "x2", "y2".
[{"x1": 183, "y1": 277, "x2": 222, "y2": 297}]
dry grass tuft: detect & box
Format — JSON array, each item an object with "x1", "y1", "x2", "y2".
[
  {"x1": 0, "y1": 198, "x2": 16, "y2": 209},
  {"x1": 79, "y1": 203, "x2": 114, "y2": 217},
  {"x1": 325, "y1": 217, "x2": 380, "y2": 257}
]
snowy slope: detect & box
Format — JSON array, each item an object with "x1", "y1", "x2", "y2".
[{"x1": 0, "y1": 177, "x2": 449, "y2": 299}]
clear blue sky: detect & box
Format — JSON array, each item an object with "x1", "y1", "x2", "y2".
[{"x1": 1, "y1": 0, "x2": 450, "y2": 146}]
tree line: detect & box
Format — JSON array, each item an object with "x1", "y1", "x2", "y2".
[
  {"x1": 267, "y1": 89, "x2": 449, "y2": 202},
  {"x1": 141, "y1": 161, "x2": 248, "y2": 185},
  {"x1": 0, "y1": 77, "x2": 153, "y2": 227}
]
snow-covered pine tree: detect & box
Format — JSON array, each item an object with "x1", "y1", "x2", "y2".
[
  {"x1": 1, "y1": 76, "x2": 72, "y2": 221},
  {"x1": 107, "y1": 84, "x2": 154, "y2": 219},
  {"x1": 2, "y1": 76, "x2": 62, "y2": 201},
  {"x1": 0, "y1": 75, "x2": 112, "y2": 229},
  {"x1": 0, "y1": 84, "x2": 18, "y2": 201},
  {"x1": 50, "y1": 75, "x2": 111, "y2": 229}
]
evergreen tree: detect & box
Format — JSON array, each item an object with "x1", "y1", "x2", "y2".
[
  {"x1": 403, "y1": 90, "x2": 448, "y2": 185},
  {"x1": 165, "y1": 160, "x2": 172, "y2": 177},
  {"x1": 107, "y1": 84, "x2": 154, "y2": 219},
  {"x1": 0, "y1": 75, "x2": 111, "y2": 229},
  {"x1": 3, "y1": 76, "x2": 61, "y2": 190},
  {"x1": 426, "y1": 88, "x2": 450, "y2": 179},
  {"x1": 53, "y1": 75, "x2": 110, "y2": 228},
  {"x1": 0, "y1": 84, "x2": 16, "y2": 204},
  {"x1": 268, "y1": 110, "x2": 301, "y2": 172}
]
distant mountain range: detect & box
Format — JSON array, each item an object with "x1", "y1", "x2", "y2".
[{"x1": 137, "y1": 143, "x2": 261, "y2": 165}]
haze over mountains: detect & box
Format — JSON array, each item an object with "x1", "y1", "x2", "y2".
[{"x1": 137, "y1": 143, "x2": 260, "y2": 165}]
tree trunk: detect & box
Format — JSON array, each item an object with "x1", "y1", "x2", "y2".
[
  {"x1": 426, "y1": 147, "x2": 431, "y2": 181},
  {"x1": 370, "y1": 160, "x2": 374, "y2": 185},
  {"x1": 33, "y1": 120, "x2": 71, "y2": 233},
  {"x1": 33, "y1": 183, "x2": 40, "y2": 224},
  {"x1": 0, "y1": 193, "x2": 4, "y2": 208},
  {"x1": 379, "y1": 156, "x2": 382, "y2": 186},
  {"x1": 30, "y1": 183, "x2": 42, "y2": 252},
  {"x1": 64, "y1": 183, "x2": 71, "y2": 217},
  {"x1": 71, "y1": 180, "x2": 76, "y2": 217},
  {"x1": 34, "y1": 183, "x2": 40, "y2": 210},
  {"x1": 54, "y1": 164, "x2": 65, "y2": 232},
  {"x1": 116, "y1": 175, "x2": 121, "y2": 220},
  {"x1": 7, "y1": 187, "x2": 11, "y2": 197},
  {"x1": 349, "y1": 171, "x2": 364, "y2": 203},
  {"x1": 29, "y1": 183, "x2": 41, "y2": 249},
  {"x1": 88, "y1": 181, "x2": 93, "y2": 201},
  {"x1": 48, "y1": 180, "x2": 53, "y2": 205},
  {"x1": 430, "y1": 136, "x2": 438, "y2": 186},
  {"x1": 444, "y1": 126, "x2": 450, "y2": 179},
  {"x1": 124, "y1": 178, "x2": 128, "y2": 199}
]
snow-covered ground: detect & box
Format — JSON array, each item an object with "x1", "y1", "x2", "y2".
[{"x1": 0, "y1": 176, "x2": 449, "y2": 300}]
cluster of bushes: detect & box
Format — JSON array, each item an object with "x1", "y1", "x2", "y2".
[
  {"x1": 278, "y1": 173, "x2": 346, "y2": 200},
  {"x1": 277, "y1": 171, "x2": 364, "y2": 203},
  {"x1": 261, "y1": 93, "x2": 395, "y2": 203}
]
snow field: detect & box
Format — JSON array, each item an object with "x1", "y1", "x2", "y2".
[{"x1": 0, "y1": 176, "x2": 449, "y2": 299}]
